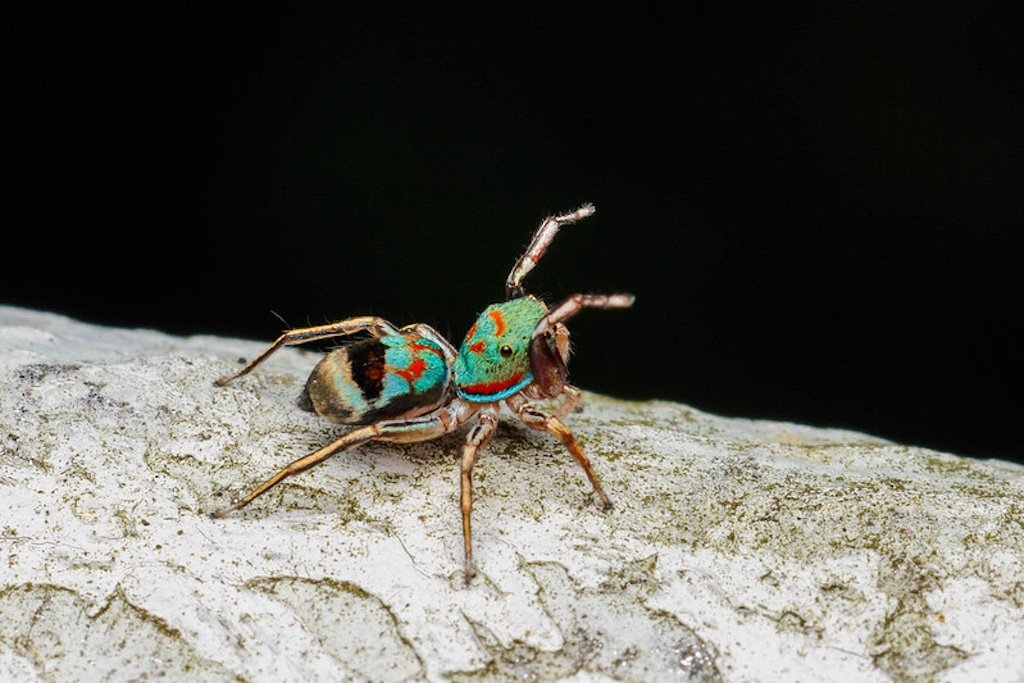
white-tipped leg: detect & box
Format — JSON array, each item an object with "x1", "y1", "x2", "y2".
[
  {"x1": 532, "y1": 293, "x2": 635, "y2": 339},
  {"x1": 506, "y1": 204, "x2": 596, "y2": 299},
  {"x1": 215, "y1": 316, "x2": 404, "y2": 386},
  {"x1": 460, "y1": 409, "x2": 498, "y2": 580}
]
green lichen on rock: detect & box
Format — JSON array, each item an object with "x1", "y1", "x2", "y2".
[
  {"x1": 0, "y1": 584, "x2": 232, "y2": 681},
  {"x1": 246, "y1": 576, "x2": 424, "y2": 681},
  {"x1": 452, "y1": 562, "x2": 720, "y2": 682}
]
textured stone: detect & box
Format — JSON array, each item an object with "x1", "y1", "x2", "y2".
[{"x1": 1, "y1": 305, "x2": 1021, "y2": 681}]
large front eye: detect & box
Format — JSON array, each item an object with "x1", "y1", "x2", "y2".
[{"x1": 499, "y1": 345, "x2": 513, "y2": 358}]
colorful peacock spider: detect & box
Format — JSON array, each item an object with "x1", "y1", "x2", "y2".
[{"x1": 210, "y1": 204, "x2": 634, "y2": 580}]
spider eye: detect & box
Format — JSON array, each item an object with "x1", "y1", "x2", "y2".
[{"x1": 499, "y1": 345, "x2": 514, "y2": 358}]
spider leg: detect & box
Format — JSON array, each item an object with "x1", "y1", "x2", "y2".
[
  {"x1": 460, "y1": 408, "x2": 498, "y2": 580},
  {"x1": 215, "y1": 317, "x2": 404, "y2": 386},
  {"x1": 553, "y1": 384, "x2": 583, "y2": 419},
  {"x1": 505, "y1": 204, "x2": 596, "y2": 299},
  {"x1": 516, "y1": 402, "x2": 612, "y2": 509},
  {"x1": 532, "y1": 293, "x2": 635, "y2": 339},
  {"x1": 211, "y1": 402, "x2": 477, "y2": 517}
]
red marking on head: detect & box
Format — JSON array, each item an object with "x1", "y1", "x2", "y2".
[
  {"x1": 464, "y1": 323, "x2": 478, "y2": 342},
  {"x1": 392, "y1": 357, "x2": 427, "y2": 383},
  {"x1": 469, "y1": 340, "x2": 485, "y2": 354},
  {"x1": 460, "y1": 373, "x2": 524, "y2": 396},
  {"x1": 488, "y1": 309, "x2": 506, "y2": 336}
]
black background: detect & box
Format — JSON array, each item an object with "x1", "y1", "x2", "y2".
[{"x1": 7, "y1": 5, "x2": 1022, "y2": 462}]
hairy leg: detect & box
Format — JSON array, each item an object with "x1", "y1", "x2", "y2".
[
  {"x1": 460, "y1": 408, "x2": 498, "y2": 580},
  {"x1": 505, "y1": 204, "x2": 596, "y2": 299},
  {"x1": 516, "y1": 402, "x2": 612, "y2": 508},
  {"x1": 216, "y1": 316, "x2": 404, "y2": 386},
  {"x1": 212, "y1": 402, "x2": 477, "y2": 517}
]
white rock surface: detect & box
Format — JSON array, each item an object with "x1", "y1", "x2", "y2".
[{"x1": 1, "y1": 304, "x2": 1022, "y2": 682}]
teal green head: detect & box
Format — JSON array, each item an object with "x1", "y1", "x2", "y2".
[{"x1": 454, "y1": 296, "x2": 551, "y2": 402}]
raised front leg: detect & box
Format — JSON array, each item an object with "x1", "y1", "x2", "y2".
[
  {"x1": 211, "y1": 401, "x2": 476, "y2": 518},
  {"x1": 531, "y1": 293, "x2": 635, "y2": 339},
  {"x1": 505, "y1": 204, "x2": 596, "y2": 300},
  {"x1": 459, "y1": 409, "x2": 498, "y2": 580},
  {"x1": 215, "y1": 316, "x2": 404, "y2": 386}
]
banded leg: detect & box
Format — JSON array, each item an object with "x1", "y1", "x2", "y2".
[
  {"x1": 532, "y1": 293, "x2": 635, "y2": 339},
  {"x1": 517, "y1": 403, "x2": 612, "y2": 509},
  {"x1": 215, "y1": 316, "x2": 403, "y2": 386},
  {"x1": 506, "y1": 204, "x2": 596, "y2": 299},
  {"x1": 211, "y1": 402, "x2": 476, "y2": 518},
  {"x1": 460, "y1": 409, "x2": 498, "y2": 580}
]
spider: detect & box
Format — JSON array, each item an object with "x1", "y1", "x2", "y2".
[{"x1": 211, "y1": 204, "x2": 634, "y2": 579}]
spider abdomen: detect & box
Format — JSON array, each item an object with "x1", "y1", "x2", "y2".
[{"x1": 300, "y1": 333, "x2": 449, "y2": 424}]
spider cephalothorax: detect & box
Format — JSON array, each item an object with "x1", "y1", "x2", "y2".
[
  {"x1": 211, "y1": 204, "x2": 634, "y2": 579},
  {"x1": 454, "y1": 296, "x2": 550, "y2": 401}
]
